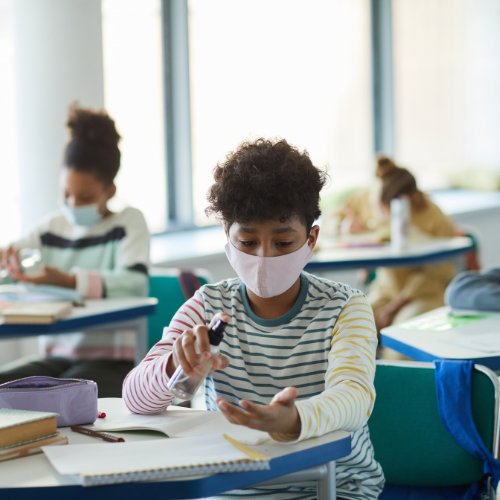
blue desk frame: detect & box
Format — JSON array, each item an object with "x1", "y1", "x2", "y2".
[
  {"x1": 306, "y1": 241, "x2": 473, "y2": 271},
  {"x1": 380, "y1": 334, "x2": 500, "y2": 371},
  {"x1": 0, "y1": 300, "x2": 157, "y2": 365},
  {"x1": 0, "y1": 303, "x2": 157, "y2": 338},
  {"x1": 1, "y1": 434, "x2": 351, "y2": 500}
]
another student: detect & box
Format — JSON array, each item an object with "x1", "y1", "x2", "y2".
[
  {"x1": 0, "y1": 105, "x2": 150, "y2": 396},
  {"x1": 124, "y1": 139, "x2": 384, "y2": 500},
  {"x1": 326, "y1": 157, "x2": 456, "y2": 331},
  {"x1": 446, "y1": 269, "x2": 500, "y2": 311}
]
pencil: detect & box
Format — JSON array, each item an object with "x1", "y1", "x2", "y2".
[{"x1": 70, "y1": 425, "x2": 125, "y2": 443}]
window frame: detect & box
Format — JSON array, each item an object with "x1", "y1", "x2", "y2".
[{"x1": 159, "y1": 0, "x2": 395, "y2": 233}]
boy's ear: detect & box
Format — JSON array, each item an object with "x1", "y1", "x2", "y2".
[
  {"x1": 308, "y1": 225, "x2": 320, "y2": 250},
  {"x1": 107, "y1": 183, "x2": 117, "y2": 201}
]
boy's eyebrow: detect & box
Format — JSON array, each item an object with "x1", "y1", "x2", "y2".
[
  {"x1": 272, "y1": 227, "x2": 298, "y2": 234},
  {"x1": 236, "y1": 226, "x2": 297, "y2": 234}
]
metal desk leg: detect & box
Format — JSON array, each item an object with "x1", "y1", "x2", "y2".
[
  {"x1": 135, "y1": 316, "x2": 149, "y2": 366},
  {"x1": 317, "y1": 461, "x2": 336, "y2": 500},
  {"x1": 251, "y1": 460, "x2": 336, "y2": 499}
]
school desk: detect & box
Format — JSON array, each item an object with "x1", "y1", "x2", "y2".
[
  {"x1": 0, "y1": 398, "x2": 351, "y2": 500},
  {"x1": 380, "y1": 306, "x2": 500, "y2": 370},
  {"x1": 0, "y1": 298, "x2": 157, "y2": 365},
  {"x1": 306, "y1": 236, "x2": 473, "y2": 271}
]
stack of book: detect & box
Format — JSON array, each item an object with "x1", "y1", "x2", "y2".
[
  {"x1": 0, "y1": 408, "x2": 68, "y2": 462},
  {"x1": 1, "y1": 302, "x2": 72, "y2": 324}
]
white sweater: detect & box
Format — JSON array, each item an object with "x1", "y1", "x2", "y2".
[{"x1": 11, "y1": 207, "x2": 150, "y2": 360}]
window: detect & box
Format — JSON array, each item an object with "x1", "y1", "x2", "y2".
[
  {"x1": 393, "y1": 0, "x2": 500, "y2": 190},
  {"x1": 0, "y1": 0, "x2": 21, "y2": 247},
  {"x1": 102, "y1": 0, "x2": 167, "y2": 234},
  {"x1": 188, "y1": 0, "x2": 373, "y2": 226}
]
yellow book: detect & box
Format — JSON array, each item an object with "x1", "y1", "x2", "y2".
[
  {"x1": 0, "y1": 408, "x2": 59, "y2": 449},
  {"x1": 0, "y1": 434, "x2": 68, "y2": 462},
  {"x1": 2, "y1": 301, "x2": 72, "y2": 324}
]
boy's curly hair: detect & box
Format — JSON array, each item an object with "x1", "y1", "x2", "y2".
[{"x1": 206, "y1": 138, "x2": 328, "y2": 232}]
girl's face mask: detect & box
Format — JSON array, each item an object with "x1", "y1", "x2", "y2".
[
  {"x1": 224, "y1": 239, "x2": 313, "y2": 298},
  {"x1": 60, "y1": 202, "x2": 102, "y2": 226}
]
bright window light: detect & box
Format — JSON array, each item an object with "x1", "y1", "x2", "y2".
[
  {"x1": 102, "y1": 0, "x2": 167, "y2": 234},
  {"x1": 188, "y1": 0, "x2": 373, "y2": 226},
  {"x1": 0, "y1": 0, "x2": 21, "y2": 247},
  {"x1": 393, "y1": 0, "x2": 500, "y2": 189}
]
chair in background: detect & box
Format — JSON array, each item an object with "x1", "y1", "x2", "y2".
[
  {"x1": 368, "y1": 360, "x2": 499, "y2": 499},
  {"x1": 148, "y1": 268, "x2": 213, "y2": 350}
]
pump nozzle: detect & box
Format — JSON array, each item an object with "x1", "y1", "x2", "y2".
[{"x1": 208, "y1": 319, "x2": 227, "y2": 346}]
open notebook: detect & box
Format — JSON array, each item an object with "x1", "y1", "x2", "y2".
[
  {"x1": 88, "y1": 406, "x2": 270, "y2": 445},
  {"x1": 43, "y1": 434, "x2": 270, "y2": 486}
]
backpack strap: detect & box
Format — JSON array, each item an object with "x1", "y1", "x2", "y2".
[
  {"x1": 434, "y1": 360, "x2": 500, "y2": 496},
  {"x1": 178, "y1": 270, "x2": 203, "y2": 300}
]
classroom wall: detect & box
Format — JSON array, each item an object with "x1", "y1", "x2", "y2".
[
  {"x1": 0, "y1": 0, "x2": 105, "y2": 368},
  {"x1": 11, "y1": 0, "x2": 105, "y2": 235}
]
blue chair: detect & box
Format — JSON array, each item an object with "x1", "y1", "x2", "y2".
[
  {"x1": 368, "y1": 360, "x2": 500, "y2": 499},
  {"x1": 148, "y1": 268, "x2": 213, "y2": 350}
]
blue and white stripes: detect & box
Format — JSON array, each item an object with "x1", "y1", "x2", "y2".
[{"x1": 124, "y1": 272, "x2": 384, "y2": 499}]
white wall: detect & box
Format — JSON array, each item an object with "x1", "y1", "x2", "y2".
[
  {"x1": 0, "y1": 0, "x2": 105, "y2": 367},
  {"x1": 11, "y1": 0, "x2": 105, "y2": 234}
]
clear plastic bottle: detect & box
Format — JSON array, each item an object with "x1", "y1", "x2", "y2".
[
  {"x1": 19, "y1": 248, "x2": 42, "y2": 275},
  {"x1": 390, "y1": 195, "x2": 410, "y2": 253},
  {"x1": 167, "y1": 319, "x2": 227, "y2": 400}
]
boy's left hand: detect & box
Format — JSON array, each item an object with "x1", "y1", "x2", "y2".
[
  {"x1": 216, "y1": 386, "x2": 301, "y2": 435},
  {"x1": 10, "y1": 265, "x2": 76, "y2": 289}
]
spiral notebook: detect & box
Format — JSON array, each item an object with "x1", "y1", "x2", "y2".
[{"x1": 43, "y1": 434, "x2": 270, "y2": 486}]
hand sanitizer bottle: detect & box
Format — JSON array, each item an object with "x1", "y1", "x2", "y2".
[
  {"x1": 390, "y1": 195, "x2": 410, "y2": 252},
  {"x1": 167, "y1": 319, "x2": 227, "y2": 400}
]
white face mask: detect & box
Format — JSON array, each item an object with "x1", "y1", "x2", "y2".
[{"x1": 224, "y1": 240, "x2": 313, "y2": 298}]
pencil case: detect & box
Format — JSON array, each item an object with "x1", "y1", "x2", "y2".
[{"x1": 0, "y1": 376, "x2": 98, "y2": 427}]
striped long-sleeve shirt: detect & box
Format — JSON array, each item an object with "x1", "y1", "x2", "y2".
[{"x1": 123, "y1": 272, "x2": 384, "y2": 499}]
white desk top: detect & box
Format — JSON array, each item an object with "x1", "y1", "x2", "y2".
[
  {"x1": 0, "y1": 297, "x2": 158, "y2": 334},
  {"x1": 307, "y1": 237, "x2": 472, "y2": 270},
  {"x1": 380, "y1": 306, "x2": 500, "y2": 369},
  {"x1": 62, "y1": 297, "x2": 158, "y2": 320},
  {"x1": 0, "y1": 398, "x2": 349, "y2": 489}
]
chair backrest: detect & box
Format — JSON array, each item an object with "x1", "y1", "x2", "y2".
[
  {"x1": 148, "y1": 268, "x2": 213, "y2": 350},
  {"x1": 368, "y1": 360, "x2": 499, "y2": 487}
]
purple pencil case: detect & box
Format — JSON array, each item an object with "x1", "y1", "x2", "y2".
[{"x1": 0, "y1": 376, "x2": 98, "y2": 427}]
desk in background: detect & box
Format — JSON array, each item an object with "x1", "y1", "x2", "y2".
[
  {"x1": 380, "y1": 306, "x2": 500, "y2": 370},
  {"x1": 0, "y1": 298, "x2": 157, "y2": 365},
  {"x1": 306, "y1": 237, "x2": 473, "y2": 272},
  {"x1": 0, "y1": 398, "x2": 351, "y2": 500}
]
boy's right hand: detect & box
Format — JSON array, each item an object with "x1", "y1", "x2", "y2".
[
  {"x1": 166, "y1": 313, "x2": 230, "y2": 379},
  {"x1": 0, "y1": 246, "x2": 21, "y2": 275}
]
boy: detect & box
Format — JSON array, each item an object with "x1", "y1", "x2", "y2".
[
  {"x1": 0, "y1": 105, "x2": 150, "y2": 397},
  {"x1": 124, "y1": 138, "x2": 384, "y2": 499}
]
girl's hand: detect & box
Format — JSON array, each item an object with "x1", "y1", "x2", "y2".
[
  {"x1": 340, "y1": 207, "x2": 367, "y2": 235},
  {"x1": 216, "y1": 387, "x2": 302, "y2": 435},
  {"x1": 10, "y1": 265, "x2": 76, "y2": 289},
  {"x1": 166, "y1": 313, "x2": 230, "y2": 378},
  {"x1": 0, "y1": 246, "x2": 21, "y2": 275},
  {"x1": 375, "y1": 296, "x2": 412, "y2": 331}
]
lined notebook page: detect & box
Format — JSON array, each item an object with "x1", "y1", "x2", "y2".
[
  {"x1": 43, "y1": 434, "x2": 267, "y2": 477},
  {"x1": 89, "y1": 408, "x2": 269, "y2": 445}
]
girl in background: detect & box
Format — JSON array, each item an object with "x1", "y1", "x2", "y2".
[
  {"x1": 326, "y1": 157, "x2": 456, "y2": 331},
  {"x1": 0, "y1": 104, "x2": 150, "y2": 396}
]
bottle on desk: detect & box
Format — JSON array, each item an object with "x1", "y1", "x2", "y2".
[
  {"x1": 167, "y1": 319, "x2": 227, "y2": 400},
  {"x1": 390, "y1": 195, "x2": 410, "y2": 253}
]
